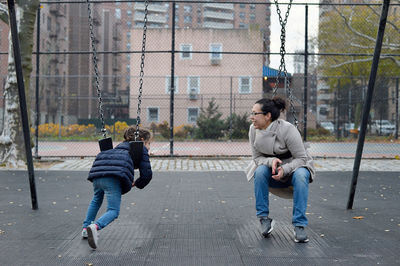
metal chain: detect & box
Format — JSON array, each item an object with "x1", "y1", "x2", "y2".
[
  {"x1": 272, "y1": 0, "x2": 298, "y2": 128},
  {"x1": 86, "y1": 0, "x2": 107, "y2": 138},
  {"x1": 135, "y1": 0, "x2": 149, "y2": 141}
]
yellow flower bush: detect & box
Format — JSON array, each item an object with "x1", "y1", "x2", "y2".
[{"x1": 33, "y1": 123, "x2": 98, "y2": 138}]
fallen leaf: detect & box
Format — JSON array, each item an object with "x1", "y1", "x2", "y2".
[{"x1": 352, "y1": 216, "x2": 364, "y2": 220}]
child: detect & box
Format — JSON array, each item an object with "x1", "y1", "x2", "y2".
[{"x1": 82, "y1": 127, "x2": 152, "y2": 249}]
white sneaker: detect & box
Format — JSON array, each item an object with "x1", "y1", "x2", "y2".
[
  {"x1": 81, "y1": 228, "x2": 88, "y2": 239},
  {"x1": 87, "y1": 224, "x2": 98, "y2": 249}
]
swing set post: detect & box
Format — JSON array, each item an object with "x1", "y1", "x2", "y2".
[
  {"x1": 303, "y1": 4, "x2": 308, "y2": 141},
  {"x1": 7, "y1": 0, "x2": 38, "y2": 210},
  {"x1": 347, "y1": 0, "x2": 390, "y2": 210}
]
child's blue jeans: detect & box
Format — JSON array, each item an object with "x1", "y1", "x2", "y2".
[
  {"x1": 254, "y1": 165, "x2": 310, "y2": 226},
  {"x1": 83, "y1": 177, "x2": 121, "y2": 230}
]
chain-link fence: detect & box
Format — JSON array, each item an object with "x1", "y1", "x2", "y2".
[{"x1": 0, "y1": 1, "x2": 399, "y2": 158}]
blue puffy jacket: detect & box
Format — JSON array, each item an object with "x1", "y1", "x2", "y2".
[{"x1": 87, "y1": 141, "x2": 152, "y2": 194}]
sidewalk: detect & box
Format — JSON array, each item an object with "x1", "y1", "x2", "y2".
[{"x1": 44, "y1": 157, "x2": 400, "y2": 172}]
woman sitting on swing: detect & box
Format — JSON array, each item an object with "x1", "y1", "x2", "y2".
[{"x1": 246, "y1": 96, "x2": 315, "y2": 243}]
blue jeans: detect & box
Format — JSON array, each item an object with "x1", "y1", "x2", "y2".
[
  {"x1": 254, "y1": 165, "x2": 310, "y2": 226},
  {"x1": 83, "y1": 177, "x2": 121, "y2": 230}
]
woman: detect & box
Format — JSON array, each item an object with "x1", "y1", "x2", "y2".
[{"x1": 246, "y1": 97, "x2": 315, "y2": 243}]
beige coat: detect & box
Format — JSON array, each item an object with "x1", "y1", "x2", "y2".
[{"x1": 246, "y1": 119, "x2": 315, "y2": 183}]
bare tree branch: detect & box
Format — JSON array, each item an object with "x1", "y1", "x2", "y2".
[
  {"x1": 350, "y1": 42, "x2": 400, "y2": 50},
  {"x1": 333, "y1": 5, "x2": 377, "y2": 43},
  {"x1": 0, "y1": 3, "x2": 9, "y2": 24},
  {"x1": 365, "y1": 1, "x2": 400, "y2": 34},
  {"x1": 331, "y1": 56, "x2": 400, "y2": 68}
]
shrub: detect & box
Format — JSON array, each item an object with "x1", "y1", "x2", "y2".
[{"x1": 195, "y1": 98, "x2": 225, "y2": 139}]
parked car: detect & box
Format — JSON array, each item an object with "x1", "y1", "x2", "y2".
[
  {"x1": 344, "y1": 123, "x2": 355, "y2": 132},
  {"x1": 320, "y1": 122, "x2": 335, "y2": 133},
  {"x1": 371, "y1": 120, "x2": 395, "y2": 136}
]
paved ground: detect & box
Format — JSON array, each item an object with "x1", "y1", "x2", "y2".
[
  {"x1": 44, "y1": 158, "x2": 400, "y2": 172},
  {"x1": 0, "y1": 168, "x2": 399, "y2": 265},
  {"x1": 36, "y1": 141, "x2": 400, "y2": 158}
]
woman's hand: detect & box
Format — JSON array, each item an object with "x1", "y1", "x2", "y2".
[
  {"x1": 271, "y1": 158, "x2": 283, "y2": 180},
  {"x1": 132, "y1": 181, "x2": 135, "y2": 187}
]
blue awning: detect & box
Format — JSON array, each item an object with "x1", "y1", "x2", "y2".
[{"x1": 263, "y1": 65, "x2": 291, "y2": 77}]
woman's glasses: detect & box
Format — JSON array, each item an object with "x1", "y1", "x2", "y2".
[{"x1": 250, "y1": 112, "x2": 266, "y2": 116}]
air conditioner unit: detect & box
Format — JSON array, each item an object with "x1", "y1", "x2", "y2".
[
  {"x1": 210, "y1": 58, "x2": 221, "y2": 65},
  {"x1": 189, "y1": 89, "x2": 198, "y2": 100}
]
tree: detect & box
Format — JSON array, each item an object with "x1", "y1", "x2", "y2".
[
  {"x1": 195, "y1": 98, "x2": 225, "y2": 139},
  {"x1": 318, "y1": 1, "x2": 400, "y2": 125},
  {"x1": 0, "y1": 1, "x2": 40, "y2": 167},
  {"x1": 226, "y1": 113, "x2": 251, "y2": 139}
]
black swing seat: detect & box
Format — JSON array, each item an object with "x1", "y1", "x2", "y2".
[
  {"x1": 99, "y1": 137, "x2": 113, "y2": 151},
  {"x1": 129, "y1": 141, "x2": 143, "y2": 169}
]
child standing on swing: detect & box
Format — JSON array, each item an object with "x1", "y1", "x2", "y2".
[{"x1": 82, "y1": 127, "x2": 153, "y2": 249}]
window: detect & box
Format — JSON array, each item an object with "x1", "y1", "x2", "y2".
[
  {"x1": 180, "y1": 44, "x2": 192, "y2": 59},
  {"x1": 115, "y1": 9, "x2": 121, "y2": 19},
  {"x1": 147, "y1": 107, "x2": 159, "y2": 122},
  {"x1": 250, "y1": 13, "x2": 256, "y2": 20},
  {"x1": 184, "y1": 5, "x2": 192, "y2": 13},
  {"x1": 188, "y1": 108, "x2": 199, "y2": 123},
  {"x1": 184, "y1": 15, "x2": 192, "y2": 24},
  {"x1": 239, "y1": 77, "x2": 251, "y2": 94},
  {"x1": 210, "y1": 44, "x2": 222, "y2": 60},
  {"x1": 250, "y1": 4, "x2": 256, "y2": 9},
  {"x1": 239, "y1": 12, "x2": 245, "y2": 19},
  {"x1": 240, "y1": 3, "x2": 246, "y2": 8},
  {"x1": 47, "y1": 17, "x2": 51, "y2": 31},
  {"x1": 239, "y1": 23, "x2": 248, "y2": 29},
  {"x1": 166, "y1": 76, "x2": 179, "y2": 94},
  {"x1": 187, "y1": 76, "x2": 200, "y2": 94}
]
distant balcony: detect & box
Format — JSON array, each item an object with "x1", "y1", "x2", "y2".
[
  {"x1": 49, "y1": 4, "x2": 60, "y2": 15},
  {"x1": 49, "y1": 32, "x2": 58, "y2": 39},
  {"x1": 203, "y1": 10, "x2": 234, "y2": 21},
  {"x1": 134, "y1": 13, "x2": 167, "y2": 24},
  {"x1": 135, "y1": 3, "x2": 168, "y2": 13},
  {"x1": 203, "y1": 3, "x2": 234, "y2": 11},
  {"x1": 203, "y1": 21, "x2": 234, "y2": 29},
  {"x1": 317, "y1": 93, "x2": 332, "y2": 100}
]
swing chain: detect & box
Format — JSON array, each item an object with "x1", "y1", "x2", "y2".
[
  {"x1": 272, "y1": 0, "x2": 292, "y2": 96},
  {"x1": 86, "y1": 0, "x2": 107, "y2": 138},
  {"x1": 272, "y1": 0, "x2": 298, "y2": 128},
  {"x1": 135, "y1": 0, "x2": 149, "y2": 141}
]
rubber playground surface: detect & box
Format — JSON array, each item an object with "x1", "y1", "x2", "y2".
[{"x1": 0, "y1": 169, "x2": 399, "y2": 265}]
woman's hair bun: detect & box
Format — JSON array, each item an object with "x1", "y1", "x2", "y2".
[{"x1": 272, "y1": 96, "x2": 286, "y2": 111}]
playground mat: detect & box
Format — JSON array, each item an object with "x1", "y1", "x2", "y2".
[{"x1": 0, "y1": 170, "x2": 399, "y2": 265}]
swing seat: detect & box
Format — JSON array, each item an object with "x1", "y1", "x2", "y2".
[
  {"x1": 99, "y1": 137, "x2": 113, "y2": 151},
  {"x1": 269, "y1": 186, "x2": 293, "y2": 199},
  {"x1": 129, "y1": 141, "x2": 143, "y2": 169}
]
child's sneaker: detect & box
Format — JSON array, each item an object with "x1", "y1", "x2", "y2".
[
  {"x1": 260, "y1": 217, "x2": 275, "y2": 237},
  {"x1": 81, "y1": 228, "x2": 88, "y2": 239},
  {"x1": 87, "y1": 224, "x2": 99, "y2": 249}
]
